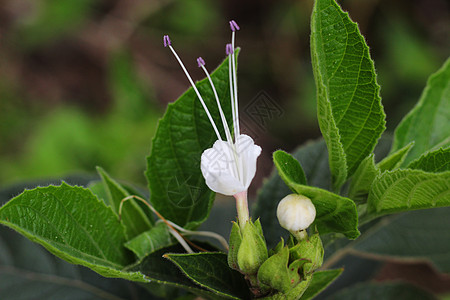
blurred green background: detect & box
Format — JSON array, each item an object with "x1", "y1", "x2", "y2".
[{"x1": 0, "y1": 0, "x2": 448, "y2": 188}]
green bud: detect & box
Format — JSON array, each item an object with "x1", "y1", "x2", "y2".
[
  {"x1": 237, "y1": 219, "x2": 268, "y2": 274},
  {"x1": 227, "y1": 222, "x2": 242, "y2": 270},
  {"x1": 289, "y1": 233, "x2": 324, "y2": 276}
]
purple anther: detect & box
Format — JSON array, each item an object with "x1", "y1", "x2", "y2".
[
  {"x1": 226, "y1": 43, "x2": 234, "y2": 55},
  {"x1": 163, "y1": 35, "x2": 171, "y2": 47},
  {"x1": 229, "y1": 20, "x2": 240, "y2": 32},
  {"x1": 197, "y1": 57, "x2": 206, "y2": 68}
]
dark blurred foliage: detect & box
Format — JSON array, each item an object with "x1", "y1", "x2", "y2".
[{"x1": 0, "y1": 0, "x2": 448, "y2": 189}]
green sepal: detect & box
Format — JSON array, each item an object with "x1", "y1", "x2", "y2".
[
  {"x1": 258, "y1": 244, "x2": 300, "y2": 294},
  {"x1": 269, "y1": 238, "x2": 285, "y2": 256},
  {"x1": 237, "y1": 219, "x2": 268, "y2": 275},
  {"x1": 227, "y1": 221, "x2": 242, "y2": 271},
  {"x1": 289, "y1": 233, "x2": 324, "y2": 276}
]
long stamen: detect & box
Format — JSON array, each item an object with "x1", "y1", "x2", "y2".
[
  {"x1": 226, "y1": 44, "x2": 238, "y2": 141},
  {"x1": 229, "y1": 21, "x2": 243, "y2": 183},
  {"x1": 198, "y1": 56, "x2": 240, "y2": 180},
  {"x1": 163, "y1": 35, "x2": 222, "y2": 141},
  {"x1": 197, "y1": 57, "x2": 233, "y2": 145},
  {"x1": 229, "y1": 21, "x2": 240, "y2": 137}
]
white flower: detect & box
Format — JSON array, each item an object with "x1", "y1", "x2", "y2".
[
  {"x1": 163, "y1": 20, "x2": 261, "y2": 198},
  {"x1": 277, "y1": 194, "x2": 316, "y2": 232}
]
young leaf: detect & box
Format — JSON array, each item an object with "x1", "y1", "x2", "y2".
[
  {"x1": 377, "y1": 142, "x2": 414, "y2": 172},
  {"x1": 299, "y1": 269, "x2": 343, "y2": 300},
  {"x1": 273, "y1": 150, "x2": 307, "y2": 186},
  {"x1": 164, "y1": 252, "x2": 251, "y2": 300},
  {"x1": 348, "y1": 154, "x2": 379, "y2": 202},
  {"x1": 391, "y1": 58, "x2": 450, "y2": 165},
  {"x1": 407, "y1": 147, "x2": 450, "y2": 172},
  {"x1": 311, "y1": 0, "x2": 386, "y2": 190},
  {"x1": 146, "y1": 54, "x2": 234, "y2": 229},
  {"x1": 124, "y1": 222, "x2": 173, "y2": 260},
  {"x1": 0, "y1": 183, "x2": 146, "y2": 282},
  {"x1": 367, "y1": 169, "x2": 450, "y2": 218},
  {"x1": 273, "y1": 151, "x2": 359, "y2": 239},
  {"x1": 97, "y1": 167, "x2": 152, "y2": 240},
  {"x1": 349, "y1": 143, "x2": 414, "y2": 202}
]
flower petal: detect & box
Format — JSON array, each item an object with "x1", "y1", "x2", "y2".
[
  {"x1": 201, "y1": 140, "x2": 245, "y2": 195},
  {"x1": 200, "y1": 135, "x2": 261, "y2": 196},
  {"x1": 235, "y1": 134, "x2": 262, "y2": 190}
]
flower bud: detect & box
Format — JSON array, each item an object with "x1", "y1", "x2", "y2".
[{"x1": 277, "y1": 194, "x2": 316, "y2": 233}]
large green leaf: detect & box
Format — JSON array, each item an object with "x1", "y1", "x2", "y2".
[
  {"x1": 0, "y1": 183, "x2": 145, "y2": 282},
  {"x1": 273, "y1": 151, "x2": 359, "y2": 239},
  {"x1": 366, "y1": 169, "x2": 450, "y2": 218},
  {"x1": 353, "y1": 207, "x2": 450, "y2": 273},
  {"x1": 299, "y1": 269, "x2": 343, "y2": 300},
  {"x1": 327, "y1": 282, "x2": 437, "y2": 300},
  {"x1": 146, "y1": 53, "x2": 235, "y2": 229},
  {"x1": 97, "y1": 167, "x2": 152, "y2": 240},
  {"x1": 391, "y1": 58, "x2": 450, "y2": 165},
  {"x1": 0, "y1": 221, "x2": 151, "y2": 300},
  {"x1": 165, "y1": 252, "x2": 250, "y2": 299},
  {"x1": 311, "y1": 0, "x2": 386, "y2": 190}
]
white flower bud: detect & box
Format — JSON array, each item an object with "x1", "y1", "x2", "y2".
[{"x1": 277, "y1": 194, "x2": 316, "y2": 232}]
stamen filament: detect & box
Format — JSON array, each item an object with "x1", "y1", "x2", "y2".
[
  {"x1": 164, "y1": 37, "x2": 222, "y2": 141},
  {"x1": 168, "y1": 226, "x2": 194, "y2": 253},
  {"x1": 164, "y1": 220, "x2": 229, "y2": 250},
  {"x1": 226, "y1": 44, "x2": 238, "y2": 141},
  {"x1": 198, "y1": 59, "x2": 233, "y2": 145},
  {"x1": 231, "y1": 31, "x2": 240, "y2": 137},
  {"x1": 198, "y1": 58, "x2": 241, "y2": 179}
]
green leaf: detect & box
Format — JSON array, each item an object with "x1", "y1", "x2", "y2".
[
  {"x1": 273, "y1": 151, "x2": 359, "y2": 239},
  {"x1": 367, "y1": 169, "x2": 450, "y2": 217},
  {"x1": 165, "y1": 252, "x2": 251, "y2": 300},
  {"x1": 311, "y1": 0, "x2": 386, "y2": 190},
  {"x1": 407, "y1": 147, "x2": 450, "y2": 172},
  {"x1": 0, "y1": 183, "x2": 146, "y2": 282},
  {"x1": 377, "y1": 142, "x2": 414, "y2": 172},
  {"x1": 391, "y1": 58, "x2": 450, "y2": 166},
  {"x1": 299, "y1": 269, "x2": 343, "y2": 300},
  {"x1": 273, "y1": 150, "x2": 307, "y2": 185},
  {"x1": 327, "y1": 282, "x2": 437, "y2": 300},
  {"x1": 124, "y1": 222, "x2": 173, "y2": 260},
  {"x1": 353, "y1": 207, "x2": 450, "y2": 273},
  {"x1": 97, "y1": 167, "x2": 152, "y2": 240},
  {"x1": 146, "y1": 53, "x2": 235, "y2": 229},
  {"x1": 0, "y1": 220, "x2": 151, "y2": 299},
  {"x1": 291, "y1": 184, "x2": 359, "y2": 239}
]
